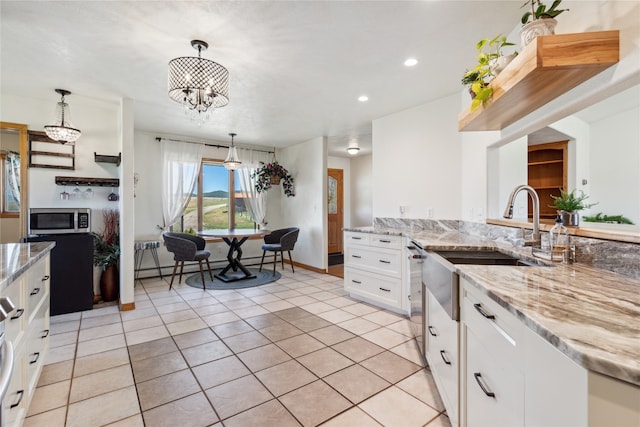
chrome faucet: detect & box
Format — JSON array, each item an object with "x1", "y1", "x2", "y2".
[{"x1": 503, "y1": 184, "x2": 541, "y2": 247}]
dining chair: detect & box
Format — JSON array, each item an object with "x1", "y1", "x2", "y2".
[
  {"x1": 163, "y1": 232, "x2": 213, "y2": 289},
  {"x1": 259, "y1": 227, "x2": 300, "y2": 274}
]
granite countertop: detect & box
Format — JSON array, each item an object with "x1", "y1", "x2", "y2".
[
  {"x1": 345, "y1": 226, "x2": 640, "y2": 386},
  {"x1": 0, "y1": 242, "x2": 56, "y2": 290}
]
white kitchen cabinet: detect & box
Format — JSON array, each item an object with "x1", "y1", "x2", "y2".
[
  {"x1": 426, "y1": 290, "x2": 460, "y2": 427},
  {"x1": 2, "y1": 254, "x2": 50, "y2": 427},
  {"x1": 460, "y1": 277, "x2": 640, "y2": 427},
  {"x1": 344, "y1": 232, "x2": 409, "y2": 314}
]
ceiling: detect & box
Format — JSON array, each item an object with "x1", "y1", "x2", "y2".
[{"x1": 0, "y1": 1, "x2": 521, "y2": 157}]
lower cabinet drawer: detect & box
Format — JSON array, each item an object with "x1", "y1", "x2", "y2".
[
  {"x1": 26, "y1": 257, "x2": 50, "y2": 322},
  {"x1": 4, "y1": 342, "x2": 26, "y2": 427},
  {"x1": 465, "y1": 326, "x2": 524, "y2": 427},
  {"x1": 345, "y1": 267, "x2": 401, "y2": 308},
  {"x1": 26, "y1": 302, "x2": 49, "y2": 391},
  {"x1": 345, "y1": 245, "x2": 402, "y2": 278}
]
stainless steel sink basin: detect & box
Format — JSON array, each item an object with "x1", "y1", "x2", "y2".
[{"x1": 433, "y1": 250, "x2": 539, "y2": 266}]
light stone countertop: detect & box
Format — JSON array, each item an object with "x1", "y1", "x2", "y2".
[
  {"x1": 0, "y1": 242, "x2": 56, "y2": 291},
  {"x1": 344, "y1": 226, "x2": 640, "y2": 386}
]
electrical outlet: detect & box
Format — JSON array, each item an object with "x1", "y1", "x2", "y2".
[{"x1": 427, "y1": 208, "x2": 434, "y2": 218}]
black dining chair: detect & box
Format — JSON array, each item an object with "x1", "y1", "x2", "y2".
[
  {"x1": 163, "y1": 232, "x2": 213, "y2": 289},
  {"x1": 259, "y1": 227, "x2": 300, "y2": 274}
]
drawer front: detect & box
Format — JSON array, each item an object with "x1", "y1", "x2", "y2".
[
  {"x1": 465, "y1": 326, "x2": 524, "y2": 427},
  {"x1": 461, "y1": 279, "x2": 521, "y2": 364},
  {"x1": 26, "y1": 257, "x2": 50, "y2": 321},
  {"x1": 4, "y1": 276, "x2": 25, "y2": 346},
  {"x1": 4, "y1": 342, "x2": 26, "y2": 427},
  {"x1": 344, "y1": 232, "x2": 371, "y2": 246},
  {"x1": 427, "y1": 293, "x2": 459, "y2": 422},
  {"x1": 345, "y1": 246, "x2": 402, "y2": 278},
  {"x1": 369, "y1": 234, "x2": 402, "y2": 250},
  {"x1": 26, "y1": 302, "x2": 49, "y2": 391},
  {"x1": 345, "y1": 267, "x2": 401, "y2": 307}
]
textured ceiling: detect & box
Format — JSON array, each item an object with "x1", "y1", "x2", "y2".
[{"x1": 0, "y1": 1, "x2": 522, "y2": 155}]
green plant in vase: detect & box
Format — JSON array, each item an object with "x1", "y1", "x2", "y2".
[{"x1": 550, "y1": 188, "x2": 598, "y2": 226}]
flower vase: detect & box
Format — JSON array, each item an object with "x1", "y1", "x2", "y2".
[
  {"x1": 100, "y1": 264, "x2": 119, "y2": 302},
  {"x1": 520, "y1": 18, "x2": 557, "y2": 47}
]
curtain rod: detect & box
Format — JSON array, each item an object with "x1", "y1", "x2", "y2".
[{"x1": 155, "y1": 137, "x2": 274, "y2": 155}]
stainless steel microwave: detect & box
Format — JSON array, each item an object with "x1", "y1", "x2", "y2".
[{"x1": 28, "y1": 208, "x2": 91, "y2": 235}]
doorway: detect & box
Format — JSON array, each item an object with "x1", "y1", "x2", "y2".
[
  {"x1": 327, "y1": 168, "x2": 343, "y2": 276},
  {"x1": 0, "y1": 122, "x2": 29, "y2": 243}
]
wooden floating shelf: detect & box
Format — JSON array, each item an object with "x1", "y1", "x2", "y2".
[
  {"x1": 55, "y1": 176, "x2": 119, "y2": 187},
  {"x1": 458, "y1": 30, "x2": 620, "y2": 132},
  {"x1": 94, "y1": 152, "x2": 121, "y2": 166}
]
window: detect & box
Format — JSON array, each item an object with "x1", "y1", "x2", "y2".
[
  {"x1": 0, "y1": 151, "x2": 20, "y2": 217},
  {"x1": 179, "y1": 159, "x2": 254, "y2": 231}
]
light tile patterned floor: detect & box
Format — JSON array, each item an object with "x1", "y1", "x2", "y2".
[{"x1": 24, "y1": 268, "x2": 452, "y2": 427}]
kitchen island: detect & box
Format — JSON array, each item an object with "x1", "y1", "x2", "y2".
[{"x1": 345, "y1": 225, "x2": 639, "y2": 426}]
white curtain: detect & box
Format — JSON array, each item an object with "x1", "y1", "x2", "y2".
[
  {"x1": 161, "y1": 139, "x2": 204, "y2": 230},
  {"x1": 237, "y1": 148, "x2": 271, "y2": 228},
  {"x1": 6, "y1": 151, "x2": 20, "y2": 206}
]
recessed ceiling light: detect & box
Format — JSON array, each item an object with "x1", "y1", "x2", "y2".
[
  {"x1": 404, "y1": 58, "x2": 418, "y2": 67},
  {"x1": 358, "y1": 95, "x2": 369, "y2": 102}
]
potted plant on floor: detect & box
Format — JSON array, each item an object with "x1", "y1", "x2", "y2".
[
  {"x1": 550, "y1": 188, "x2": 597, "y2": 227},
  {"x1": 520, "y1": 0, "x2": 569, "y2": 46},
  {"x1": 93, "y1": 209, "x2": 120, "y2": 301},
  {"x1": 253, "y1": 160, "x2": 295, "y2": 197}
]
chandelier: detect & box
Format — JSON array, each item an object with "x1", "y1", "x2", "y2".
[
  {"x1": 224, "y1": 133, "x2": 241, "y2": 170},
  {"x1": 168, "y1": 40, "x2": 229, "y2": 124},
  {"x1": 44, "y1": 89, "x2": 81, "y2": 144}
]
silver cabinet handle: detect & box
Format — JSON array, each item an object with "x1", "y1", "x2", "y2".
[
  {"x1": 428, "y1": 326, "x2": 437, "y2": 337},
  {"x1": 41, "y1": 275, "x2": 50, "y2": 282},
  {"x1": 378, "y1": 239, "x2": 391, "y2": 243},
  {"x1": 351, "y1": 279, "x2": 362, "y2": 284},
  {"x1": 379, "y1": 287, "x2": 391, "y2": 292},
  {"x1": 474, "y1": 303, "x2": 496, "y2": 320},
  {"x1": 351, "y1": 255, "x2": 361, "y2": 259},
  {"x1": 30, "y1": 287, "x2": 41, "y2": 296},
  {"x1": 30, "y1": 352, "x2": 40, "y2": 365},
  {"x1": 440, "y1": 350, "x2": 451, "y2": 365},
  {"x1": 379, "y1": 259, "x2": 391, "y2": 264}
]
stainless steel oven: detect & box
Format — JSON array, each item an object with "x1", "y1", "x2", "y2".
[{"x1": 28, "y1": 208, "x2": 91, "y2": 235}]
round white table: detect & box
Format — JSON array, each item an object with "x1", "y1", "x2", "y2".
[{"x1": 198, "y1": 229, "x2": 270, "y2": 282}]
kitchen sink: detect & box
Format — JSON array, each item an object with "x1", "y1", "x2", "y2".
[{"x1": 433, "y1": 250, "x2": 540, "y2": 266}]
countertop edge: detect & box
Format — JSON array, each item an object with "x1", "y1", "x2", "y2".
[{"x1": 0, "y1": 242, "x2": 56, "y2": 289}]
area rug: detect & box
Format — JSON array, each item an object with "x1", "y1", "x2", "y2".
[{"x1": 185, "y1": 267, "x2": 281, "y2": 290}]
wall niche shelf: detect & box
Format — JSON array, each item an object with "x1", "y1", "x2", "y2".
[
  {"x1": 94, "y1": 152, "x2": 121, "y2": 166},
  {"x1": 55, "y1": 176, "x2": 119, "y2": 187},
  {"x1": 458, "y1": 31, "x2": 620, "y2": 132}
]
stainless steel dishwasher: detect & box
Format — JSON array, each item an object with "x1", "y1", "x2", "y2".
[{"x1": 406, "y1": 241, "x2": 426, "y2": 358}]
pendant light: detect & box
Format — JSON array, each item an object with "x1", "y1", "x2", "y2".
[
  {"x1": 44, "y1": 89, "x2": 81, "y2": 144},
  {"x1": 346, "y1": 139, "x2": 360, "y2": 155},
  {"x1": 224, "y1": 133, "x2": 241, "y2": 170}
]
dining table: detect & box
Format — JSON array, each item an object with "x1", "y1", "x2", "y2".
[{"x1": 198, "y1": 228, "x2": 270, "y2": 282}]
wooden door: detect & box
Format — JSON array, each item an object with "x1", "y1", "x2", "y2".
[{"x1": 327, "y1": 168, "x2": 343, "y2": 255}]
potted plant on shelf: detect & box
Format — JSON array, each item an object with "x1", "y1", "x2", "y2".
[
  {"x1": 520, "y1": 0, "x2": 569, "y2": 47},
  {"x1": 462, "y1": 34, "x2": 517, "y2": 111},
  {"x1": 550, "y1": 188, "x2": 597, "y2": 227},
  {"x1": 252, "y1": 160, "x2": 295, "y2": 197},
  {"x1": 92, "y1": 209, "x2": 120, "y2": 301}
]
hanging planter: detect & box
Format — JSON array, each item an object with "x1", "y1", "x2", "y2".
[{"x1": 252, "y1": 160, "x2": 295, "y2": 197}]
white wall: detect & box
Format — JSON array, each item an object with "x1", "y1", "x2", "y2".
[
  {"x1": 351, "y1": 154, "x2": 373, "y2": 226},
  {"x1": 267, "y1": 137, "x2": 327, "y2": 270},
  {"x1": 372, "y1": 93, "x2": 461, "y2": 220},
  {"x1": 327, "y1": 156, "x2": 351, "y2": 229}
]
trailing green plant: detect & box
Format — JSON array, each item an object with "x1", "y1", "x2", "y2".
[
  {"x1": 582, "y1": 213, "x2": 634, "y2": 225},
  {"x1": 462, "y1": 34, "x2": 517, "y2": 111},
  {"x1": 550, "y1": 188, "x2": 598, "y2": 212},
  {"x1": 92, "y1": 209, "x2": 120, "y2": 270},
  {"x1": 252, "y1": 161, "x2": 295, "y2": 197},
  {"x1": 521, "y1": 0, "x2": 569, "y2": 24}
]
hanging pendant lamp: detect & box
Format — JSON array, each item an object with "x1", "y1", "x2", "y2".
[
  {"x1": 168, "y1": 40, "x2": 229, "y2": 125},
  {"x1": 224, "y1": 133, "x2": 241, "y2": 170},
  {"x1": 44, "y1": 89, "x2": 82, "y2": 144}
]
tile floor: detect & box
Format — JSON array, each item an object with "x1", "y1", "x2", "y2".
[{"x1": 24, "y1": 267, "x2": 451, "y2": 427}]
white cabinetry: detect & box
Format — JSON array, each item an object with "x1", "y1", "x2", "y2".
[
  {"x1": 344, "y1": 232, "x2": 409, "y2": 314},
  {"x1": 460, "y1": 277, "x2": 640, "y2": 427},
  {"x1": 2, "y1": 255, "x2": 50, "y2": 427}
]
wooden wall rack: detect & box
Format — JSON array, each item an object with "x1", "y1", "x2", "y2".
[{"x1": 55, "y1": 176, "x2": 119, "y2": 187}]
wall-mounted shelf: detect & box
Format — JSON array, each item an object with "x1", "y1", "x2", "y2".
[
  {"x1": 55, "y1": 176, "x2": 119, "y2": 187},
  {"x1": 28, "y1": 130, "x2": 75, "y2": 169},
  {"x1": 458, "y1": 31, "x2": 620, "y2": 132},
  {"x1": 95, "y1": 152, "x2": 121, "y2": 166}
]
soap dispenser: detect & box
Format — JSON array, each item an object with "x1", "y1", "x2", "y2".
[{"x1": 549, "y1": 214, "x2": 569, "y2": 262}]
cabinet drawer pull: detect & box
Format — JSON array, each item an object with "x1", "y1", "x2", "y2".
[
  {"x1": 41, "y1": 329, "x2": 50, "y2": 339},
  {"x1": 351, "y1": 236, "x2": 362, "y2": 240},
  {"x1": 439, "y1": 350, "x2": 451, "y2": 365},
  {"x1": 30, "y1": 352, "x2": 40, "y2": 364},
  {"x1": 379, "y1": 287, "x2": 391, "y2": 292},
  {"x1": 41, "y1": 275, "x2": 50, "y2": 282},
  {"x1": 428, "y1": 326, "x2": 437, "y2": 337},
  {"x1": 10, "y1": 390, "x2": 24, "y2": 408},
  {"x1": 30, "y1": 287, "x2": 41, "y2": 296},
  {"x1": 351, "y1": 279, "x2": 362, "y2": 284},
  {"x1": 378, "y1": 239, "x2": 391, "y2": 243},
  {"x1": 10, "y1": 308, "x2": 24, "y2": 320},
  {"x1": 351, "y1": 255, "x2": 362, "y2": 259},
  {"x1": 474, "y1": 372, "x2": 496, "y2": 398},
  {"x1": 379, "y1": 259, "x2": 391, "y2": 264},
  {"x1": 474, "y1": 303, "x2": 496, "y2": 320}
]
